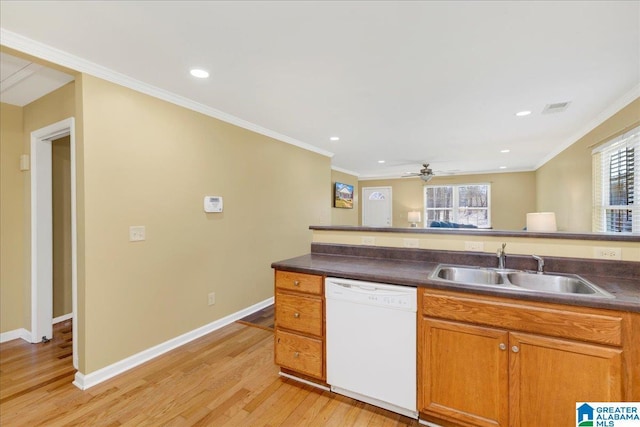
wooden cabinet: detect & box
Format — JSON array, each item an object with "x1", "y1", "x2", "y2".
[
  {"x1": 274, "y1": 270, "x2": 325, "y2": 381},
  {"x1": 421, "y1": 319, "x2": 509, "y2": 426},
  {"x1": 508, "y1": 332, "x2": 621, "y2": 427},
  {"x1": 418, "y1": 288, "x2": 633, "y2": 427}
]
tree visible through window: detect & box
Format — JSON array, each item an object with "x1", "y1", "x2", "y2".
[
  {"x1": 593, "y1": 126, "x2": 639, "y2": 233},
  {"x1": 607, "y1": 147, "x2": 634, "y2": 232},
  {"x1": 424, "y1": 184, "x2": 491, "y2": 228}
]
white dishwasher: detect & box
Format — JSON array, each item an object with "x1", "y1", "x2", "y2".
[{"x1": 325, "y1": 277, "x2": 418, "y2": 419}]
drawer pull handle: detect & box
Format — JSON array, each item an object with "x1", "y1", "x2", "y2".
[
  {"x1": 499, "y1": 343, "x2": 506, "y2": 351},
  {"x1": 294, "y1": 352, "x2": 300, "y2": 358},
  {"x1": 293, "y1": 312, "x2": 300, "y2": 318},
  {"x1": 512, "y1": 345, "x2": 520, "y2": 353},
  {"x1": 293, "y1": 280, "x2": 300, "y2": 286}
]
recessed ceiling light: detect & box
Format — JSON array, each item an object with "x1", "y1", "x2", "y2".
[
  {"x1": 190, "y1": 68, "x2": 210, "y2": 78},
  {"x1": 378, "y1": 160, "x2": 385, "y2": 164},
  {"x1": 500, "y1": 149, "x2": 510, "y2": 153},
  {"x1": 330, "y1": 136, "x2": 340, "y2": 141},
  {"x1": 499, "y1": 166, "x2": 507, "y2": 169},
  {"x1": 515, "y1": 110, "x2": 531, "y2": 117}
]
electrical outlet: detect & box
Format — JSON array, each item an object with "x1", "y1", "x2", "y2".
[
  {"x1": 594, "y1": 247, "x2": 622, "y2": 260},
  {"x1": 208, "y1": 292, "x2": 216, "y2": 306},
  {"x1": 465, "y1": 241, "x2": 484, "y2": 251},
  {"x1": 362, "y1": 236, "x2": 376, "y2": 245},
  {"x1": 403, "y1": 238, "x2": 419, "y2": 248},
  {"x1": 129, "y1": 226, "x2": 145, "y2": 242}
]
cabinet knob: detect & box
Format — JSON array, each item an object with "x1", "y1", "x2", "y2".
[
  {"x1": 499, "y1": 343, "x2": 506, "y2": 351},
  {"x1": 293, "y1": 312, "x2": 300, "y2": 318},
  {"x1": 294, "y1": 352, "x2": 300, "y2": 358},
  {"x1": 511, "y1": 345, "x2": 520, "y2": 353},
  {"x1": 293, "y1": 280, "x2": 300, "y2": 286}
]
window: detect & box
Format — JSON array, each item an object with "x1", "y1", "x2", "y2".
[
  {"x1": 424, "y1": 184, "x2": 491, "y2": 228},
  {"x1": 592, "y1": 126, "x2": 640, "y2": 233}
]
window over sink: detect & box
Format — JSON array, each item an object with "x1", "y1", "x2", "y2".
[{"x1": 424, "y1": 183, "x2": 491, "y2": 228}]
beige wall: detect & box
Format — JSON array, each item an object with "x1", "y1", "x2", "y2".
[
  {"x1": 78, "y1": 74, "x2": 330, "y2": 373},
  {"x1": 537, "y1": 98, "x2": 640, "y2": 232},
  {"x1": 1, "y1": 103, "x2": 25, "y2": 333},
  {"x1": 52, "y1": 136, "x2": 72, "y2": 318},
  {"x1": 313, "y1": 229, "x2": 640, "y2": 261},
  {"x1": 331, "y1": 169, "x2": 359, "y2": 226},
  {"x1": 359, "y1": 172, "x2": 536, "y2": 230},
  {"x1": 0, "y1": 83, "x2": 76, "y2": 335}
]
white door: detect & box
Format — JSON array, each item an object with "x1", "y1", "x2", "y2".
[{"x1": 362, "y1": 187, "x2": 392, "y2": 227}]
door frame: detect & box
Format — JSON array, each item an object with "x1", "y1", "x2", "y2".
[
  {"x1": 30, "y1": 117, "x2": 78, "y2": 370},
  {"x1": 361, "y1": 186, "x2": 393, "y2": 227}
]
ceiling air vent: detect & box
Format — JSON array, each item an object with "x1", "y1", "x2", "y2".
[{"x1": 542, "y1": 101, "x2": 571, "y2": 114}]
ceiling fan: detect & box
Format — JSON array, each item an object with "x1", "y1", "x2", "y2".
[{"x1": 403, "y1": 163, "x2": 435, "y2": 182}]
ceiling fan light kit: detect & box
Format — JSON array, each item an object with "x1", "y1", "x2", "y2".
[{"x1": 404, "y1": 163, "x2": 435, "y2": 182}]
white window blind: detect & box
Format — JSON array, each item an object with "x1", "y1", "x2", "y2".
[{"x1": 592, "y1": 125, "x2": 640, "y2": 233}]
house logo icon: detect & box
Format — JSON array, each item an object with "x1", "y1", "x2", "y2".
[{"x1": 577, "y1": 403, "x2": 595, "y2": 426}]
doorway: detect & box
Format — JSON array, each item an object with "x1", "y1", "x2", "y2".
[
  {"x1": 30, "y1": 118, "x2": 78, "y2": 370},
  {"x1": 362, "y1": 186, "x2": 392, "y2": 227}
]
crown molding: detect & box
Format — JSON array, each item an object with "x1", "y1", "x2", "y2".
[
  {"x1": 0, "y1": 29, "x2": 334, "y2": 159},
  {"x1": 331, "y1": 165, "x2": 360, "y2": 177},
  {"x1": 535, "y1": 84, "x2": 640, "y2": 170}
]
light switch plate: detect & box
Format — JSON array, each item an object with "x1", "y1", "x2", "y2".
[{"x1": 129, "y1": 226, "x2": 146, "y2": 242}]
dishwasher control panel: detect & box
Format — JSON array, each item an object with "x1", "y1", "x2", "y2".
[{"x1": 325, "y1": 278, "x2": 417, "y2": 311}]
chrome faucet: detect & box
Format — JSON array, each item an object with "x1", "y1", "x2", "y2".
[
  {"x1": 497, "y1": 243, "x2": 507, "y2": 269},
  {"x1": 532, "y1": 255, "x2": 545, "y2": 274}
]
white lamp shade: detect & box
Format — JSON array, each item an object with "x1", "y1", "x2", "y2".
[
  {"x1": 526, "y1": 212, "x2": 557, "y2": 232},
  {"x1": 408, "y1": 211, "x2": 421, "y2": 223}
]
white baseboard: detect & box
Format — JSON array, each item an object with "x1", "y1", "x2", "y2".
[
  {"x1": 0, "y1": 328, "x2": 32, "y2": 344},
  {"x1": 0, "y1": 314, "x2": 72, "y2": 344},
  {"x1": 419, "y1": 419, "x2": 443, "y2": 427},
  {"x1": 53, "y1": 313, "x2": 73, "y2": 324},
  {"x1": 73, "y1": 297, "x2": 274, "y2": 390}
]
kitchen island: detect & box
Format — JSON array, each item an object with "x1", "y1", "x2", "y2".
[{"x1": 272, "y1": 242, "x2": 640, "y2": 427}]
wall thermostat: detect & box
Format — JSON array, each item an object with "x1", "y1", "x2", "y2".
[{"x1": 204, "y1": 196, "x2": 223, "y2": 213}]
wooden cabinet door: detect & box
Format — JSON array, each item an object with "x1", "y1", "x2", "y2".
[
  {"x1": 509, "y1": 332, "x2": 623, "y2": 427},
  {"x1": 420, "y1": 318, "x2": 509, "y2": 427}
]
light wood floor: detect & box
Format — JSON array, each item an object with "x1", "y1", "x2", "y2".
[{"x1": 0, "y1": 317, "x2": 419, "y2": 426}]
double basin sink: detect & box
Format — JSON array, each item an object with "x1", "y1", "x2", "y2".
[{"x1": 430, "y1": 264, "x2": 614, "y2": 298}]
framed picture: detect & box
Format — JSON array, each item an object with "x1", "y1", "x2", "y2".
[{"x1": 334, "y1": 182, "x2": 354, "y2": 209}]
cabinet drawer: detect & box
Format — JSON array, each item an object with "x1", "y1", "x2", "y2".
[
  {"x1": 275, "y1": 270, "x2": 323, "y2": 295},
  {"x1": 276, "y1": 293, "x2": 323, "y2": 336},
  {"x1": 275, "y1": 330, "x2": 324, "y2": 379},
  {"x1": 421, "y1": 290, "x2": 623, "y2": 346}
]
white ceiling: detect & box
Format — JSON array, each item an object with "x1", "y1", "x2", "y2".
[
  {"x1": 1, "y1": 1, "x2": 638, "y2": 178},
  {"x1": 0, "y1": 52, "x2": 74, "y2": 106}
]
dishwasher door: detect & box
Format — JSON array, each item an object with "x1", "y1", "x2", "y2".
[{"x1": 325, "y1": 278, "x2": 417, "y2": 418}]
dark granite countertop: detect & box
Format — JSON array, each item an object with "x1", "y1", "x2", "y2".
[{"x1": 272, "y1": 250, "x2": 640, "y2": 313}]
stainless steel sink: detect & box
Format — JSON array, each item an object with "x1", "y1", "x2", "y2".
[
  {"x1": 506, "y1": 272, "x2": 614, "y2": 298},
  {"x1": 429, "y1": 264, "x2": 614, "y2": 298},
  {"x1": 435, "y1": 266, "x2": 505, "y2": 286}
]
